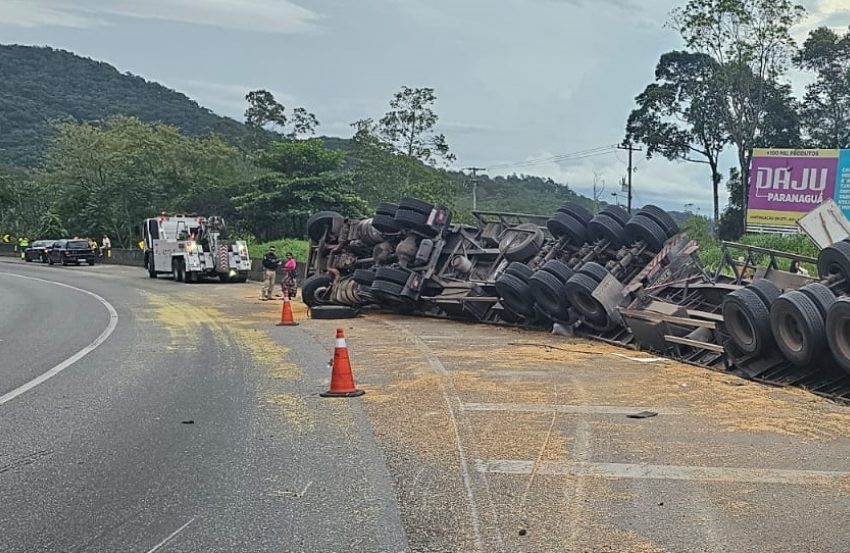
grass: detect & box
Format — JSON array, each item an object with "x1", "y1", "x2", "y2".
[{"x1": 247, "y1": 238, "x2": 309, "y2": 261}]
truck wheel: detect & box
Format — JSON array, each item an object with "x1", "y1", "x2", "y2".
[
  {"x1": 747, "y1": 279, "x2": 781, "y2": 307},
  {"x1": 499, "y1": 223, "x2": 544, "y2": 262},
  {"x1": 505, "y1": 262, "x2": 534, "y2": 282},
  {"x1": 302, "y1": 273, "x2": 333, "y2": 306},
  {"x1": 146, "y1": 255, "x2": 156, "y2": 278},
  {"x1": 398, "y1": 197, "x2": 434, "y2": 215},
  {"x1": 185, "y1": 270, "x2": 196, "y2": 283},
  {"x1": 235, "y1": 271, "x2": 248, "y2": 283},
  {"x1": 817, "y1": 240, "x2": 850, "y2": 284},
  {"x1": 637, "y1": 205, "x2": 679, "y2": 237},
  {"x1": 722, "y1": 288, "x2": 773, "y2": 356},
  {"x1": 529, "y1": 269, "x2": 571, "y2": 320},
  {"x1": 586, "y1": 213, "x2": 624, "y2": 248},
  {"x1": 564, "y1": 273, "x2": 608, "y2": 327},
  {"x1": 372, "y1": 214, "x2": 400, "y2": 234},
  {"x1": 546, "y1": 211, "x2": 587, "y2": 244},
  {"x1": 375, "y1": 267, "x2": 411, "y2": 285},
  {"x1": 826, "y1": 298, "x2": 850, "y2": 374},
  {"x1": 798, "y1": 282, "x2": 836, "y2": 319},
  {"x1": 172, "y1": 259, "x2": 184, "y2": 282},
  {"x1": 624, "y1": 214, "x2": 668, "y2": 252},
  {"x1": 556, "y1": 202, "x2": 593, "y2": 225},
  {"x1": 353, "y1": 269, "x2": 376, "y2": 286},
  {"x1": 578, "y1": 261, "x2": 609, "y2": 283},
  {"x1": 770, "y1": 290, "x2": 825, "y2": 367},
  {"x1": 600, "y1": 205, "x2": 632, "y2": 227},
  {"x1": 540, "y1": 259, "x2": 575, "y2": 284},
  {"x1": 306, "y1": 211, "x2": 344, "y2": 242},
  {"x1": 495, "y1": 273, "x2": 535, "y2": 317}
]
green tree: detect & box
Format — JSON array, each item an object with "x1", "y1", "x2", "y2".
[
  {"x1": 365, "y1": 86, "x2": 456, "y2": 166},
  {"x1": 671, "y1": 0, "x2": 806, "y2": 228},
  {"x1": 233, "y1": 140, "x2": 367, "y2": 240},
  {"x1": 717, "y1": 167, "x2": 744, "y2": 240},
  {"x1": 794, "y1": 26, "x2": 850, "y2": 148},
  {"x1": 244, "y1": 89, "x2": 318, "y2": 141},
  {"x1": 626, "y1": 51, "x2": 729, "y2": 223}
]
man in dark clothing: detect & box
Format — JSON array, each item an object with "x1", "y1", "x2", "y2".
[{"x1": 261, "y1": 246, "x2": 280, "y2": 300}]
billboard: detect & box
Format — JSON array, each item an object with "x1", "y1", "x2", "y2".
[{"x1": 747, "y1": 148, "x2": 850, "y2": 232}]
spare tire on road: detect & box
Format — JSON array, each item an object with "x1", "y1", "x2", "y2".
[
  {"x1": 770, "y1": 290, "x2": 826, "y2": 367},
  {"x1": 826, "y1": 298, "x2": 850, "y2": 375},
  {"x1": 722, "y1": 287, "x2": 774, "y2": 356},
  {"x1": 301, "y1": 273, "x2": 334, "y2": 306}
]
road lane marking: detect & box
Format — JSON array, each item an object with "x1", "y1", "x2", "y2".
[
  {"x1": 0, "y1": 272, "x2": 119, "y2": 406},
  {"x1": 145, "y1": 517, "x2": 196, "y2": 553},
  {"x1": 462, "y1": 402, "x2": 685, "y2": 415},
  {"x1": 476, "y1": 459, "x2": 850, "y2": 485}
]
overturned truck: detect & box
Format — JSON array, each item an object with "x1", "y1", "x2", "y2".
[{"x1": 302, "y1": 198, "x2": 850, "y2": 402}]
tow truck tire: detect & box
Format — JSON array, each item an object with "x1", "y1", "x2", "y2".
[
  {"x1": 722, "y1": 288, "x2": 773, "y2": 356},
  {"x1": 495, "y1": 273, "x2": 535, "y2": 317},
  {"x1": 306, "y1": 211, "x2": 344, "y2": 242},
  {"x1": 600, "y1": 205, "x2": 632, "y2": 228},
  {"x1": 529, "y1": 269, "x2": 570, "y2": 320},
  {"x1": 499, "y1": 223, "x2": 544, "y2": 262},
  {"x1": 799, "y1": 282, "x2": 836, "y2": 319},
  {"x1": 770, "y1": 290, "x2": 825, "y2": 367},
  {"x1": 540, "y1": 259, "x2": 575, "y2": 284},
  {"x1": 826, "y1": 298, "x2": 850, "y2": 374},
  {"x1": 173, "y1": 259, "x2": 184, "y2": 282},
  {"x1": 624, "y1": 214, "x2": 667, "y2": 252},
  {"x1": 235, "y1": 271, "x2": 248, "y2": 283},
  {"x1": 546, "y1": 211, "x2": 587, "y2": 244},
  {"x1": 146, "y1": 255, "x2": 156, "y2": 278},
  {"x1": 301, "y1": 273, "x2": 333, "y2": 306},
  {"x1": 817, "y1": 240, "x2": 850, "y2": 283},
  {"x1": 556, "y1": 202, "x2": 593, "y2": 225},
  {"x1": 565, "y1": 273, "x2": 608, "y2": 327},
  {"x1": 398, "y1": 197, "x2": 434, "y2": 215},
  {"x1": 586, "y1": 213, "x2": 624, "y2": 248},
  {"x1": 748, "y1": 279, "x2": 781, "y2": 307},
  {"x1": 578, "y1": 261, "x2": 609, "y2": 284},
  {"x1": 638, "y1": 205, "x2": 679, "y2": 237},
  {"x1": 375, "y1": 267, "x2": 411, "y2": 285},
  {"x1": 505, "y1": 262, "x2": 534, "y2": 282},
  {"x1": 185, "y1": 271, "x2": 196, "y2": 284}
]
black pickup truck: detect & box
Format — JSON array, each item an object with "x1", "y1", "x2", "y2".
[{"x1": 47, "y1": 239, "x2": 96, "y2": 266}]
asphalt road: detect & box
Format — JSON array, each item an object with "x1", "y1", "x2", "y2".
[{"x1": 0, "y1": 258, "x2": 406, "y2": 553}]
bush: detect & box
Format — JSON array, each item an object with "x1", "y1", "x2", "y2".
[{"x1": 248, "y1": 238, "x2": 309, "y2": 262}]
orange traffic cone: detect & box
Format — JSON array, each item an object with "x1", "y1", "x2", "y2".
[
  {"x1": 320, "y1": 328, "x2": 365, "y2": 397},
  {"x1": 276, "y1": 296, "x2": 299, "y2": 326}
]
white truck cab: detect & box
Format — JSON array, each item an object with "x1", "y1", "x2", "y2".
[{"x1": 143, "y1": 214, "x2": 250, "y2": 283}]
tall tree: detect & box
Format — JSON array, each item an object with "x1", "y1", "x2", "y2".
[
  {"x1": 670, "y1": 0, "x2": 805, "y2": 228},
  {"x1": 244, "y1": 89, "x2": 318, "y2": 144},
  {"x1": 626, "y1": 50, "x2": 729, "y2": 222},
  {"x1": 794, "y1": 26, "x2": 850, "y2": 148},
  {"x1": 369, "y1": 86, "x2": 456, "y2": 166}
]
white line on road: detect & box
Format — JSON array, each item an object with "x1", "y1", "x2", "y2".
[
  {"x1": 145, "y1": 517, "x2": 196, "y2": 553},
  {"x1": 0, "y1": 272, "x2": 119, "y2": 406},
  {"x1": 476, "y1": 459, "x2": 850, "y2": 485},
  {"x1": 462, "y1": 402, "x2": 685, "y2": 415}
]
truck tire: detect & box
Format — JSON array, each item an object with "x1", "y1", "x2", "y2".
[
  {"x1": 747, "y1": 279, "x2": 781, "y2": 307},
  {"x1": 529, "y1": 269, "x2": 571, "y2": 320},
  {"x1": 826, "y1": 298, "x2": 850, "y2": 374},
  {"x1": 184, "y1": 270, "x2": 196, "y2": 283},
  {"x1": 722, "y1": 288, "x2": 773, "y2": 356},
  {"x1": 600, "y1": 205, "x2": 631, "y2": 228},
  {"x1": 172, "y1": 259, "x2": 184, "y2": 282},
  {"x1": 353, "y1": 269, "x2": 376, "y2": 286},
  {"x1": 375, "y1": 202, "x2": 399, "y2": 217},
  {"x1": 556, "y1": 202, "x2": 593, "y2": 225},
  {"x1": 540, "y1": 259, "x2": 575, "y2": 284},
  {"x1": 301, "y1": 273, "x2": 333, "y2": 306},
  {"x1": 770, "y1": 290, "x2": 825, "y2": 367},
  {"x1": 799, "y1": 282, "x2": 836, "y2": 319},
  {"x1": 499, "y1": 223, "x2": 544, "y2": 262},
  {"x1": 398, "y1": 197, "x2": 434, "y2": 215},
  {"x1": 235, "y1": 271, "x2": 248, "y2": 283},
  {"x1": 309, "y1": 305, "x2": 359, "y2": 319},
  {"x1": 586, "y1": 213, "x2": 624, "y2": 247},
  {"x1": 817, "y1": 240, "x2": 850, "y2": 283},
  {"x1": 306, "y1": 211, "x2": 344, "y2": 242},
  {"x1": 375, "y1": 267, "x2": 411, "y2": 285},
  {"x1": 505, "y1": 262, "x2": 534, "y2": 282},
  {"x1": 578, "y1": 261, "x2": 608, "y2": 284},
  {"x1": 146, "y1": 254, "x2": 156, "y2": 278},
  {"x1": 371, "y1": 279, "x2": 404, "y2": 297},
  {"x1": 638, "y1": 205, "x2": 679, "y2": 237},
  {"x1": 565, "y1": 273, "x2": 608, "y2": 327},
  {"x1": 546, "y1": 211, "x2": 587, "y2": 244},
  {"x1": 624, "y1": 214, "x2": 668, "y2": 252},
  {"x1": 372, "y1": 214, "x2": 400, "y2": 234},
  {"x1": 495, "y1": 273, "x2": 535, "y2": 317}
]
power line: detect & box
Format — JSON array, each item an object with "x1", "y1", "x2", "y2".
[
  {"x1": 616, "y1": 142, "x2": 642, "y2": 213},
  {"x1": 485, "y1": 144, "x2": 618, "y2": 171}
]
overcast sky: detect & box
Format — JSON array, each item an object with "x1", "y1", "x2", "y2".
[{"x1": 2, "y1": 0, "x2": 848, "y2": 213}]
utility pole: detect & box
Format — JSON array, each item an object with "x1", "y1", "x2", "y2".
[
  {"x1": 464, "y1": 167, "x2": 485, "y2": 211},
  {"x1": 617, "y1": 142, "x2": 641, "y2": 213}
]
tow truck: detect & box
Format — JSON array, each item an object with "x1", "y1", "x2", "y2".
[{"x1": 142, "y1": 214, "x2": 250, "y2": 283}]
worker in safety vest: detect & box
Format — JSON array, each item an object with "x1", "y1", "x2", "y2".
[{"x1": 17, "y1": 236, "x2": 29, "y2": 259}]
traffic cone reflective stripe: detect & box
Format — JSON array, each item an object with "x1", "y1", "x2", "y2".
[
  {"x1": 277, "y1": 297, "x2": 299, "y2": 326},
  {"x1": 320, "y1": 328, "x2": 365, "y2": 398}
]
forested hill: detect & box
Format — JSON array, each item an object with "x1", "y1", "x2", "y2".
[
  {"x1": 449, "y1": 173, "x2": 595, "y2": 215},
  {"x1": 0, "y1": 44, "x2": 250, "y2": 165}
]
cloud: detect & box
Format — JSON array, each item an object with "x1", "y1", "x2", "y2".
[
  {"x1": 167, "y1": 80, "x2": 298, "y2": 119},
  {"x1": 0, "y1": 0, "x2": 319, "y2": 33}
]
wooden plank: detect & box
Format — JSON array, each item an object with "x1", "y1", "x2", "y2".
[
  {"x1": 620, "y1": 308, "x2": 717, "y2": 330},
  {"x1": 664, "y1": 335, "x2": 725, "y2": 352},
  {"x1": 685, "y1": 309, "x2": 724, "y2": 322}
]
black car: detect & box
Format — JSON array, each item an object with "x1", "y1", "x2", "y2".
[
  {"x1": 24, "y1": 240, "x2": 55, "y2": 263},
  {"x1": 47, "y1": 239, "x2": 96, "y2": 266}
]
